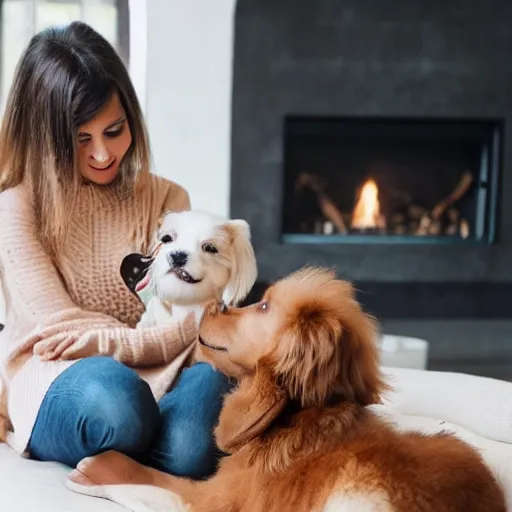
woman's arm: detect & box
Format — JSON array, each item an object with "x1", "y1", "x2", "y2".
[
  {"x1": 0, "y1": 187, "x2": 83, "y2": 321},
  {"x1": 0, "y1": 186, "x2": 197, "y2": 367},
  {"x1": 31, "y1": 308, "x2": 198, "y2": 366},
  {"x1": 47, "y1": 181, "x2": 197, "y2": 365},
  {"x1": 0, "y1": 187, "x2": 118, "y2": 354}
]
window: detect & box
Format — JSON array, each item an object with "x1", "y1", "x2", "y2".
[{"x1": 0, "y1": 0, "x2": 130, "y2": 110}]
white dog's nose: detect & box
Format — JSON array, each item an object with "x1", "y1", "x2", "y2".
[{"x1": 168, "y1": 251, "x2": 188, "y2": 268}]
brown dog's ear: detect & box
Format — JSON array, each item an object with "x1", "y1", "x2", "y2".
[
  {"x1": 273, "y1": 269, "x2": 387, "y2": 408},
  {"x1": 215, "y1": 365, "x2": 287, "y2": 453}
]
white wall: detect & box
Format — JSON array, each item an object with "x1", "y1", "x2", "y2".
[
  {"x1": 133, "y1": 0, "x2": 236, "y2": 218},
  {"x1": 0, "y1": 286, "x2": 4, "y2": 324}
]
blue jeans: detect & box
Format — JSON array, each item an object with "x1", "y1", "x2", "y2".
[{"x1": 28, "y1": 357, "x2": 232, "y2": 479}]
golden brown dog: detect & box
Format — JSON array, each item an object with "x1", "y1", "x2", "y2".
[{"x1": 72, "y1": 267, "x2": 506, "y2": 512}]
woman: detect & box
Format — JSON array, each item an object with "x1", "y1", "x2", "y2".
[{"x1": 0, "y1": 21, "x2": 231, "y2": 479}]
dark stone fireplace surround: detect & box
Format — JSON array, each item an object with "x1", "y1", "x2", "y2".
[{"x1": 230, "y1": 0, "x2": 512, "y2": 323}]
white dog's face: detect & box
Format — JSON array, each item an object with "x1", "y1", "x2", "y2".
[{"x1": 150, "y1": 210, "x2": 257, "y2": 306}]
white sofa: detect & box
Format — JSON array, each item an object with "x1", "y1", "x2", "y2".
[{"x1": 0, "y1": 366, "x2": 511, "y2": 512}]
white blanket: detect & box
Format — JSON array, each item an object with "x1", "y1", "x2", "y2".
[
  {"x1": 380, "y1": 366, "x2": 512, "y2": 443},
  {"x1": 0, "y1": 443, "x2": 125, "y2": 512},
  {"x1": 1, "y1": 366, "x2": 511, "y2": 511}
]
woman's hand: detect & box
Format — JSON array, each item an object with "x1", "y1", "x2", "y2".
[
  {"x1": 32, "y1": 307, "x2": 124, "y2": 361},
  {"x1": 35, "y1": 330, "x2": 110, "y2": 361}
]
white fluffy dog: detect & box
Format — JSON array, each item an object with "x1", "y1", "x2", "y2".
[{"x1": 132, "y1": 210, "x2": 257, "y2": 329}]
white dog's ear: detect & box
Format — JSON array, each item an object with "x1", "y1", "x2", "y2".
[{"x1": 222, "y1": 219, "x2": 257, "y2": 306}]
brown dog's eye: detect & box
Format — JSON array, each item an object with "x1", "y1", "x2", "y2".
[
  {"x1": 160, "y1": 234, "x2": 173, "y2": 244},
  {"x1": 202, "y1": 243, "x2": 218, "y2": 254},
  {"x1": 260, "y1": 301, "x2": 269, "y2": 312}
]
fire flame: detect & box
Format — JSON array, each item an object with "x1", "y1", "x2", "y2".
[{"x1": 351, "y1": 179, "x2": 383, "y2": 230}]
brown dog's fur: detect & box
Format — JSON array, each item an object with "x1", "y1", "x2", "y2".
[{"x1": 75, "y1": 267, "x2": 506, "y2": 512}]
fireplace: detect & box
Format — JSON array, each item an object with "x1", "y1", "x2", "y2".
[
  {"x1": 283, "y1": 117, "x2": 501, "y2": 245},
  {"x1": 230, "y1": 0, "x2": 512, "y2": 332}
]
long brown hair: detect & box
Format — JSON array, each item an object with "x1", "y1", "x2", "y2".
[{"x1": 0, "y1": 21, "x2": 161, "y2": 256}]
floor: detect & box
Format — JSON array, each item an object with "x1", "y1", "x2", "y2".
[{"x1": 381, "y1": 319, "x2": 512, "y2": 382}]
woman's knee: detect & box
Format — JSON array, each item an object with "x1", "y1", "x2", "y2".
[
  {"x1": 163, "y1": 419, "x2": 218, "y2": 479},
  {"x1": 152, "y1": 363, "x2": 231, "y2": 479},
  {"x1": 72, "y1": 357, "x2": 160, "y2": 454},
  {"x1": 168, "y1": 363, "x2": 233, "y2": 414}
]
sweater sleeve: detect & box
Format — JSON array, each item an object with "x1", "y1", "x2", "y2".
[
  {"x1": 0, "y1": 187, "x2": 83, "y2": 325},
  {"x1": 30, "y1": 307, "x2": 198, "y2": 366},
  {"x1": 58, "y1": 314, "x2": 198, "y2": 366},
  {"x1": 0, "y1": 186, "x2": 197, "y2": 367}
]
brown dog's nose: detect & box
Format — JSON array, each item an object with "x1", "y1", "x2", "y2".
[
  {"x1": 205, "y1": 300, "x2": 220, "y2": 316},
  {"x1": 205, "y1": 300, "x2": 228, "y2": 316}
]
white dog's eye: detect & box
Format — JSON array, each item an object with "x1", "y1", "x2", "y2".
[
  {"x1": 202, "y1": 243, "x2": 218, "y2": 254},
  {"x1": 160, "y1": 234, "x2": 173, "y2": 244}
]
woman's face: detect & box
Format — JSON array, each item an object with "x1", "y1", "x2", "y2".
[{"x1": 76, "y1": 92, "x2": 132, "y2": 186}]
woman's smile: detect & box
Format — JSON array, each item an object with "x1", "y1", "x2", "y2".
[{"x1": 89, "y1": 157, "x2": 116, "y2": 172}]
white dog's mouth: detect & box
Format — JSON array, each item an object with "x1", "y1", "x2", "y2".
[{"x1": 172, "y1": 268, "x2": 202, "y2": 284}]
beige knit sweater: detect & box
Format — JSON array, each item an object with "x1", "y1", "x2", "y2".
[{"x1": 0, "y1": 176, "x2": 198, "y2": 455}]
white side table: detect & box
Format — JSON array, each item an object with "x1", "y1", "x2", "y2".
[{"x1": 378, "y1": 334, "x2": 429, "y2": 370}]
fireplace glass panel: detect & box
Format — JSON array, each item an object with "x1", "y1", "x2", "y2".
[{"x1": 282, "y1": 117, "x2": 501, "y2": 244}]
